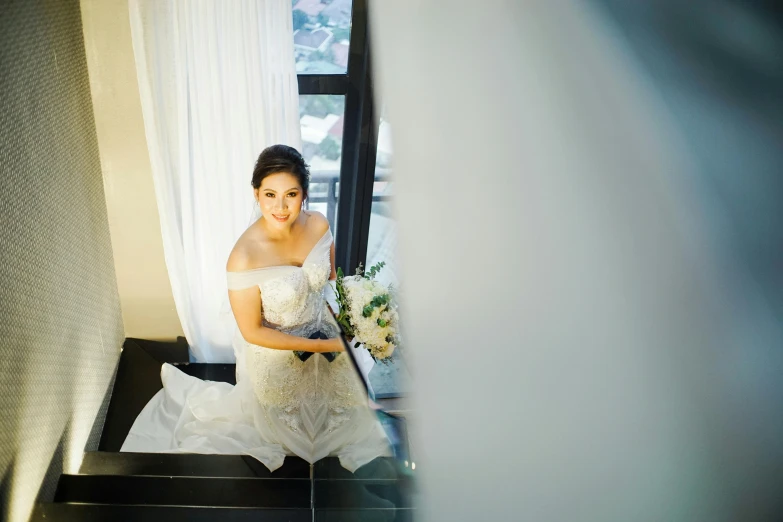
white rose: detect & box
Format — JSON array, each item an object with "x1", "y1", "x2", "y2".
[{"x1": 375, "y1": 343, "x2": 395, "y2": 360}]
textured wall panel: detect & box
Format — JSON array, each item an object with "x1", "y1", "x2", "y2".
[{"x1": 0, "y1": 0, "x2": 124, "y2": 520}]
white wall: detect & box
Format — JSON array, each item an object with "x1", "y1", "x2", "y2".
[{"x1": 371, "y1": 1, "x2": 783, "y2": 520}]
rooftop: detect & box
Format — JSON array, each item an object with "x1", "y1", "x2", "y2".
[{"x1": 293, "y1": 28, "x2": 332, "y2": 50}]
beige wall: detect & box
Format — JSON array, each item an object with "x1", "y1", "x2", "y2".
[{"x1": 80, "y1": 0, "x2": 184, "y2": 340}]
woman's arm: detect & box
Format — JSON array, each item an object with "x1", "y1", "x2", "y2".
[
  {"x1": 228, "y1": 286, "x2": 343, "y2": 352},
  {"x1": 329, "y1": 241, "x2": 337, "y2": 281}
]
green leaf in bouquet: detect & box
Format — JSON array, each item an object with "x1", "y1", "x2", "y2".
[
  {"x1": 365, "y1": 261, "x2": 386, "y2": 280},
  {"x1": 336, "y1": 316, "x2": 354, "y2": 339},
  {"x1": 370, "y1": 294, "x2": 389, "y2": 307}
]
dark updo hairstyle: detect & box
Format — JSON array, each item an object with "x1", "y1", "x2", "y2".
[{"x1": 251, "y1": 145, "x2": 310, "y2": 198}]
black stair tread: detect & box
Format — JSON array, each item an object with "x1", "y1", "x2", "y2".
[
  {"x1": 314, "y1": 479, "x2": 415, "y2": 509},
  {"x1": 54, "y1": 474, "x2": 310, "y2": 508},
  {"x1": 80, "y1": 451, "x2": 310, "y2": 478},
  {"x1": 126, "y1": 337, "x2": 190, "y2": 363},
  {"x1": 100, "y1": 342, "x2": 240, "y2": 451},
  {"x1": 172, "y1": 362, "x2": 237, "y2": 384},
  {"x1": 99, "y1": 341, "x2": 169, "y2": 452},
  {"x1": 314, "y1": 457, "x2": 406, "y2": 480},
  {"x1": 31, "y1": 503, "x2": 311, "y2": 522},
  {"x1": 315, "y1": 508, "x2": 415, "y2": 522}
]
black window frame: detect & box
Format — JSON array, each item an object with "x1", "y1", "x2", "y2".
[
  {"x1": 298, "y1": 2, "x2": 406, "y2": 400},
  {"x1": 297, "y1": 0, "x2": 378, "y2": 275}
]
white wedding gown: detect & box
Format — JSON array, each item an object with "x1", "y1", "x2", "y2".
[{"x1": 121, "y1": 229, "x2": 392, "y2": 472}]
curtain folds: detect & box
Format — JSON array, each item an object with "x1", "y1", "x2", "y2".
[{"x1": 129, "y1": 0, "x2": 302, "y2": 361}]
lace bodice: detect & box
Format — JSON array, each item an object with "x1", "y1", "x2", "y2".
[{"x1": 226, "y1": 229, "x2": 333, "y2": 335}]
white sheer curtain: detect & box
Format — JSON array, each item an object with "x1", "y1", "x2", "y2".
[{"x1": 129, "y1": 0, "x2": 301, "y2": 361}]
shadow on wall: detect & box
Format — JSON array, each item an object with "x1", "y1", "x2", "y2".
[
  {"x1": 34, "y1": 420, "x2": 73, "y2": 505},
  {"x1": 1, "y1": 458, "x2": 15, "y2": 521},
  {"x1": 0, "y1": 355, "x2": 120, "y2": 522}
]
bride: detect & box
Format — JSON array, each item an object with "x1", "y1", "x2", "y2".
[{"x1": 121, "y1": 145, "x2": 391, "y2": 472}]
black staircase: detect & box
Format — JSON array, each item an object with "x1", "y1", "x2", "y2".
[{"x1": 30, "y1": 338, "x2": 414, "y2": 521}]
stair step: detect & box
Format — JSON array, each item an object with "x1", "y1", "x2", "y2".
[
  {"x1": 314, "y1": 456, "x2": 406, "y2": 480},
  {"x1": 31, "y1": 503, "x2": 310, "y2": 522},
  {"x1": 99, "y1": 341, "x2": 239, "y2": 452},
  {"x1": 54, "y1": 474, "x2": 310, "y2": 508},
  {"x1": 314, "y1": 479, "x2": 414, "y2": 509},
  {"x1": 100, "y1": 340, "x2": 170, "y2": 451},
  {"x1": 125, "y1": 337, "x2": 189, "y2": 363},
  {"x1": 80, "y1": 451, "x2": 309, "y2": 478},
  {"x1": 172, "y1": 362, "x2": 236, "y2": 384},
  {"x1": 315, "y1": 508, "x2": 415, "y2": 522},
  {"x1": 79, "y1": 452, "x2": 408, "y2": 480}
]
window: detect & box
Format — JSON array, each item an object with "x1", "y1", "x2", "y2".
[
  {"x1": 295, "y1": 0, "x2": 406, "y2": 397},
  {"x1": 292, "y1": 0, "x2": 352, "y2": 74},
  {"x1": 365, "y1": 115, "x2": 410, "y2": 397},
  {"x1": 295, "y1": 0, "x2": 369, "y2": 273},
  {"x1": 299, "y1": 94, "x2": 345, "y2": 231},
  {"x1": 366, "y1": 114, "x2": 396, "y2": 286}
]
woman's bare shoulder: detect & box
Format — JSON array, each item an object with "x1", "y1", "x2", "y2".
[
  {"x1": 226, "y1": 226, "x2": 267, "y2": 272},
  {"x1": 304, "y1": 210, "x2": 330, "y2": 235},
  {"x1": 226, "y1": 245, "x2": 251, "y2": 272}
]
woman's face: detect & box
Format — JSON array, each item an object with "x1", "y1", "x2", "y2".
[{"x1": 256, "y1": 172, "x2": 305, "y2": 227}]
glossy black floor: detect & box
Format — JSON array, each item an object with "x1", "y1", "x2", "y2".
[{"x1": 30, "y1": 338, "x2": 415, "y2": 521}]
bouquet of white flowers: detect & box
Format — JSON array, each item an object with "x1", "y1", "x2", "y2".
[{"x1": 332, "y1": 262, "x2": 399, "y2": 362}]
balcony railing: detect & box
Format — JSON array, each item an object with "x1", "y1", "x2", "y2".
[{"x1": 306, "y1": 169, "x2": 393, "y2": 232}]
